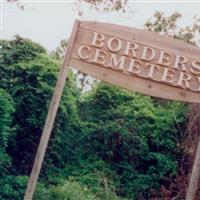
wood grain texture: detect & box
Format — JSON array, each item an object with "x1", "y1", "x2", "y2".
[
  {"x1": 68, "y1": 21, "x2": 200, "y2": 103},
  {"x1": 71, "y1": 22, "x2": 200, "y2": 199},
  {"x1": 79, "y1": 21, "x2": 200, "y2": 58},
  {"x1": 69, "y1": 58, "x2": 200, "y2": 103},
  {"x1": 23, "y1": 20, "x2": 80, "y2": 200},
  {"x1": 75, "y1": 28, "x2": 200, "y2": 76},
  {"x1": 71, "y1": 43, "x2": 200, "y2": 93}
]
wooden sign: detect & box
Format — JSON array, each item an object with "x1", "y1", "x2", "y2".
[
  {"x1": 24, "y1": 20, "x2": 200, "y2": 200},
  {"x1": 69, "y1": 21, "x2": 200, "y2": 103}
]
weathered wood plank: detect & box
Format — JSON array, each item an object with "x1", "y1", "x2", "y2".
[
  {"x1": 75, "y1": 28, "x2": 200, "y2": 76},
  {"x1": 23, "y1": 20, "x2": 80, "y2": 200},
  {"x1": 71, "y1": 42, "x2": 200, "y2": 94},
  {"x1": 68, "y1": 21, "x2": 200, "y2": 103},
  {"x1": 79, "y1": 21, "x2": 200, "y2": 58},
  {"x1": 69, "y1": 58, "x2": 200, "y2": 103}
]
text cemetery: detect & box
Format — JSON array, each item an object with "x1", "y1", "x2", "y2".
[{"x1": 77, "y1": 32, "x2": 200, "y2": 92}]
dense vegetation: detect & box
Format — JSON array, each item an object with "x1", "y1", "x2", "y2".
[
  {"x1": 1, "y1": 12, "x2": 200, "y2": 200},
  {"x1": 0, "y1": 35, "x2": 188, "y2": 200}
]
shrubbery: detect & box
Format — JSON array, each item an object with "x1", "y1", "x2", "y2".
[
  {"x1": 0, "y1": 36, "x2": 188, "y2": 199},
  {"x1": 0, "y1": 89, "x2": 14, "y2": 177},
  {"x1": 75, "y1": 83, "x2": 187, "y2": 199},
  {"x1": 0, "y1": 176, "x2": 28, "y2": 200}
]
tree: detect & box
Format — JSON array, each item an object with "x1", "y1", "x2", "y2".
[
  {"x1": 0, "y1": 36, "x2": 80, "y2": 175},
  {"x1": 144, "y1": 11, "x2": 200, "y2": 199},
  {"x1": 0, "y1": 89, "x2": 14, "y2": 176},
  {"x1": 52, "y1": 39, "x2": 96, "y2": 93},
  {"x1": 76, "y1": 83, "x2": 187, "y2": 199},
  {"x1": 3, "y1": 2, "x2": 200, "y2": 198},
  {"x1": 0, "y1": 89, "x2": 28, "y2": 200}
]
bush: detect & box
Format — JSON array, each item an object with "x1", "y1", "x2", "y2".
[
  {"x1": 0, "y1": 176, "x2": 28, "y2": 200},
  {"x1": 0, "y1": 89, "x2": 14, "y2": 176},
  {"x1": 0, "y1": 89, "x2": 14, "y2": 149},
  {"x1": 0, "y1": 37, "x2": 80, "y2": 175},
  {"x1": 0, "y1": 36, "x2": 189, "y2": 200},
  {"x1": 34, "y1": 180, "x2": 96, "y2": 200},
  {"x1": 78, "y1": 83, "x2": 187, "y2": 199}
]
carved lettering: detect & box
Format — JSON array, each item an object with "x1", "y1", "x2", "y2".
[
  {"x1": 161, "y1": 68, "x2": 175, "y2": 84},
  {"x1": 145, "y1": 64, "x2": 159, "y2": 79},
  {"x1": 91, "y1": 32, "x2": 105, "y2": 47},
  {"x1": 127, "y1": 58, "x2": 142, "y2": 74},
  {"x1": 74, "y1": 30, "x2": 200, "y2": 95},
  {"x1": 141, "y1": 46, "x2": 156, "y2": 61},
  {"x1": 191, "y1": 60, "x2": 200, "y2": 75},
  {"x1": 77, "y1": 45, "x2": 90, "y2": 60},
  {"x1": 108, "y1": 53, "x2": 126, "y2": 70},
  {"x1": 177, "y1": 72, "x2": 192, "y2": 89},
  {"x1": 92, "y1": 49, "x2": 107, "y2": 65},
  {"x1": 173, "y1": 55, "x2": 188, "y2": 71},
  {"x1": 124, "y1": 42, "x2": 138, "y2": 58},
  {"x1": 107, "y1": 38, "x2": 122, "y2": 52},
  {"x1": 196, "y1": 77, "x2": 200, "y2": 91},
  {"x1": 157, "y1": 50, "x2": 171, "y2": 66}
]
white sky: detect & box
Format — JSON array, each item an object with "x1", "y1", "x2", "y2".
[{"x1": 1, "y1": 0, "x2": 200, "y2": 51}]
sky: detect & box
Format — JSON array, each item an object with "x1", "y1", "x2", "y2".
[{"x1": 1, "y1": 0, "x2": 200, "y2": 52}]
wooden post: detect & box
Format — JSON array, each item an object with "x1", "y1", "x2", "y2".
[
  {"x1": 186, "y1": 137, "x2": 200, "y2": 200},
  {"x1": 23, "y1": 20, "x2": 80, "y2": 200}
]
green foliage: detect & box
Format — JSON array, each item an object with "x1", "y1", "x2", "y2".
[
  {"x1": 73, "y1": 172, "x2": 120, "y2": 200},
  {"x1": 0, "y1": 149, "x2": 11, "y2": 177},
  {"x1": 33, "y1": 183, "x2": 49, "y2": 200},
  {"x1": 47, "y1": 180, "x2": 96, "y2": 200},
  {"x1": 0, "y1": 89, "x2": 14, "y2": 176},
  {"x1": 33, "y1": 176, "x2": 123, "y2": 200},
  {"x1": 0, "y1": 89, "x2": 14, "y2": 149},
  {"x1": 6, "y1": 55, "x2": 60, "y2": 173},
  {"x1": 0, "y1": 36, "x2": 46, "y2": 65},
  {"x1": 1, "y1": 11, "x2": 197, "y2": 199},
  {"x1": 0, "y1": 176, "x2": 28, "y2": 200},
  {"x1": 0, "y1": 37, "x2": 79, "y2": 175},
  {"x1": 77, "y1": 83, "x2": 187, "y2": 199},
  {"x1": 0, "y1": 175, "x2": 48, "y2": 200}
]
